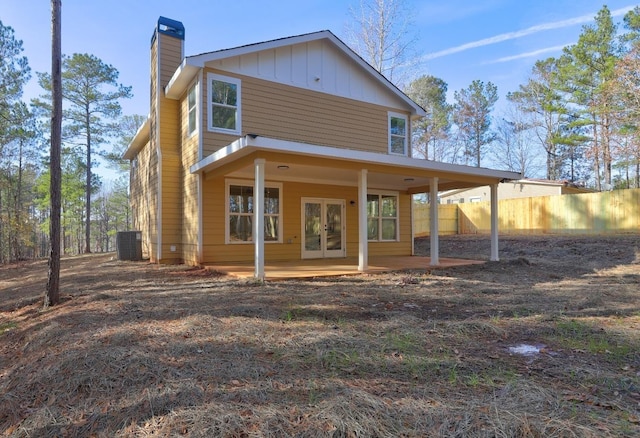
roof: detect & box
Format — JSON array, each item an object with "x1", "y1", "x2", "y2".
[
  {"x1": 190, "y1": 135, "x2": 522, "y2": 192},
  {"x1": 439, "y1": 178, "x2": 592, "y2": 198},
  {"x1": 164, "y1": 30, "x2": 426, "y2": 117},
  {"x1": 123, "y1": 116, "x2": 150, "y2": 160}
]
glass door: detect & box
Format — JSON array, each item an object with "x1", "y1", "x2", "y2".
[{"x1": 302, "y1": 198, "x2": 345, "y2": 259}]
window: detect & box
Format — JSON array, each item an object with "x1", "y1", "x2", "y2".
[
  {"x1": 187, "y1": 83, "x2": 197, "y2": 135},
  {"x1": 226, "y1": 180, "x2": 282, "y2": 243},
  {"x1": 388, "y1": 112, "x2": 408, "y2": 156},
  {"x1": 367, "y1": 192, "x2": 399, "y2": 241},
  {"x1": 208, "y1": 73, "x2": 241, "y2": 134}
]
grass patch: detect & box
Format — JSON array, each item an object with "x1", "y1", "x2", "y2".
[
  {"x1": 0, "y1": 321, "x2": 17, "y2": 335},
  {"x1": 552, "y1": 318, "x2": 634, "y2": 361}
]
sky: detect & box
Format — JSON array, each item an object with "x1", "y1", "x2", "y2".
[{"x1": 1, "y1": 0, "x2": 639, "y2": 178}]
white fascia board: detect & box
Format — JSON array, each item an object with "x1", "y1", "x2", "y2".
[
  {"x1": 514, "y1": 179, "x2": 563, "y2": 187},
  {"x1": 165, "y1": 62, "x2": 200, "y2": 99},
  {"x1": 321, "y1": 32, "x2": 426, "y2": 118},
  {"x1": 190, "y1": 135, "x2": 522, "y2": 181},
  {"x1": 189, "y1": 137, "x2": 251, "y2": 173},
  {"x1": 123, "y1": 116, "x2": 151, "y2": 159},
  {"x1": 190, "y1": 31, "x2": 335, "y2": 64}
]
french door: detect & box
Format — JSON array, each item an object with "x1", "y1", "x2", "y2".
[{"x1": 301, "y1": 198, "x2": 345, "y2": 259}]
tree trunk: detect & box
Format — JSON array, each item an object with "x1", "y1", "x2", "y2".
[
  {"x1": 46, "y1": 0, "x2": 62, "y2": 307},
  {"x1": 14, "y1": 138, "x2": 24, "y2": 261},
  {"x1": 601, "y1": 112, "x2": 612, "y2": 188},
  {"x1": 85, "y1": 110, "x2": 92, "y2": 253},
  {"x1": 0, "y1": 187, "x2": 4, "y2": 264},
  {"x1": 636, "y1": 154, "x2": 640, "y2": 189},
  {"x1": 591, "y1": 117, "x2": 601, "y2": 191}
]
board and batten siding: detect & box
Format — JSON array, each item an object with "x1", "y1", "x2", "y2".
[
  {"x1": 199, "y1": 70, "x2": 408, "y2": 160},
  {"x1": 200, "y1": 176, "x2": 412, "y2": 264}
]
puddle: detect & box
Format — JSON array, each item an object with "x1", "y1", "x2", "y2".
[{"x1": 508, "y1": 343, "x2": 544, "y2": 356}]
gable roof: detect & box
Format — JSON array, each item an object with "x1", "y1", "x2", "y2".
[{"x1": 164, "y1": 30, "x2": 426, "y2": 117}]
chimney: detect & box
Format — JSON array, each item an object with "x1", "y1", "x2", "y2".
[
  {"x1": 148, "y1": 16, "x2": 185, "y2": 264},
  {"x1": 151, "y1": 16, "x2": 185, "y2": 89}
]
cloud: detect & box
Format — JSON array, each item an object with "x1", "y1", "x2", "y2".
[
  {"x1": 483, "y1": 44, "x2": 569, "y2": 64},
  {"x1": 423, "y1": 5, "x2": 636, "y2": 61}
]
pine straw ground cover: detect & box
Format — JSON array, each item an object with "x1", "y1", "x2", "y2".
[{"x1": 0, "y1": 235, "x2": 639, "y2": 437}]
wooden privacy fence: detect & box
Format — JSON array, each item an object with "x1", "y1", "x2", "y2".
[
  {"x1": 414, "y1": 204, "x2": 458, "y2": 236},
  {"x1": 415, "y1": 188, "x2": 640, "y2": 235}
]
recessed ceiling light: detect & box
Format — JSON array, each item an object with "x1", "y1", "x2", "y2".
[
  {"x1": 277, "y1": 165, "x2": 289, "y2": 170},
  {"x1": 404, "y1": 177, "x2": 415, "y2": 182}
]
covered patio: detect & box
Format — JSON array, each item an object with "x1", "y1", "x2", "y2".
[
  {"x1": 192, "y1": 135, "x2": 521, "y2": 280},
  {"x1": 204, "y1": 255, "x2": 485, "y2": 280}
]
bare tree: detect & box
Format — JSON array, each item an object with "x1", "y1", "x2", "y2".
[
  {"x1": 492, "y1": 105, "x2": 544, "y2": 178},
  {"x1": 45, "y1": 0, "x2": 61, "y2": 307},
  {"x1": 346, "y1": 0, "x2": 418, "y2": 84}
]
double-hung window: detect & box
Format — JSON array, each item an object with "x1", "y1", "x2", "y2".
[
  {"x1": 367, "y1": 192, "x2": 399, "y2": 241},
  {"x1": 226, "y1": 180, "x2": 282, "y2": 244},
  {"x1": 388, "y1": 112, "x2": 408, "y2": 156},
  {"x1": 208, "y1": 73, "x2": 241, "y2": 135}
]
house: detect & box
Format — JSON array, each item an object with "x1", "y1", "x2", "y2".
[
  {"x1": 124, "y1": 17, "x2": 521, "y2": 278},
  {"x1": 440, "y1": 179, "x2": 592, "y2": 204}
]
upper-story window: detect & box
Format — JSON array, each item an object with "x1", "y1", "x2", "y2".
[
  {"x1": 388, "y1": 112, "x2": 408, "y2": 156},
  {"x1": 208, "y1": 72, "x2": 241, "y2": 135},
  {"x1": 187, "y1": 83, "x2": 197, "y2": 136}
]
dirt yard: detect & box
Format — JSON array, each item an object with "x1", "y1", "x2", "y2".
[{"x1": 1, "y1": 235, "x2": 639, "y2": 437}]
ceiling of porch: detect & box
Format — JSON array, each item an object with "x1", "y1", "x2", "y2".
[{"x1": 193, "y1": 135, "x2": 522, "y2": 193}]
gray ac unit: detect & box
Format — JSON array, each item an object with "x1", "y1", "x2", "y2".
[{"x1": 116, "y1": 231, "x2": 143, "y2": 261}]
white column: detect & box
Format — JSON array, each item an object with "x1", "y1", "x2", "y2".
[
  {"x1": 490, "y1": 183, "x2": 499, "y2": 261},
  {"x1": 254, "y1": 159, "x2": 266, "y2": 279},
  {"x1": 358, "y1": 169, "x2": 368, "y2": 271},
  {"x1": 410, "y1": 194, "x2": 415, "y2": 256},
  {"x1": 429, "y1": 177, "x2": 439, "y2": 266}
]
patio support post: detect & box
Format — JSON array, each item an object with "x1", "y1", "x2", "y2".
[
  {"x1": 430, "y1": 177, "x2": 439, "y2": 266},
  {"x1": 490, "y1": 182, "x2": 499, "y2": 261},
  {"x1": 358, "y1": 169, "x2": 368, "y2": 271},
  {"x1": 254, "y1": 158, "x2": 266, "y2": 279}
]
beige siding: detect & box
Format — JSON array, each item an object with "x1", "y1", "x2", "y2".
[
  {"x1": 200, "y1": 70, "x2": 409, "y2": 159},
  {"x1": 130, "y1": 139, "x2": 158, "y2": 261},
  {"x1": 200, "y1": 177, "x2": 412, "y2": 264},
  {"x1": 145, "y1": 31, "x2": 185, "y2": 264},
  {"x1": 157, "y1": 33, "x2": 182, "y2": 87},
  {"x1": 179, "y1": 84, "x2": 201, "y2": 265}
]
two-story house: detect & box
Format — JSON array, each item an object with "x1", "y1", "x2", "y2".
[{"x1": 124, "y1": 17, "x2": 520, "y2": 278}]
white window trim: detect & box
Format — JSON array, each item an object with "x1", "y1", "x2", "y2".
[
  {"x1": 388, "y1": 112, "x2": 408, "y2": 156},
  {"x1": 187, "y1": 82, "x2": 198, "y2": 137},
  {"x1": 225, "y1": 179, "x2": 283, "y2": 244},
  {"x1": 207, "y1": 72, "x2": 242, "y2": 135},
  {"x1": 367, "y1": 190, "x2": 400, "y2": 242}
]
